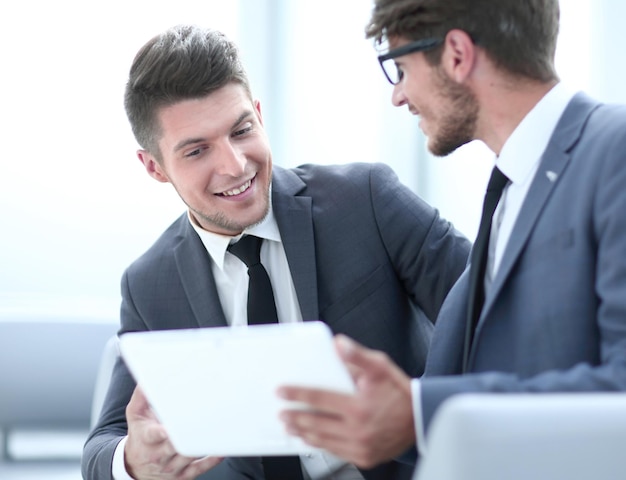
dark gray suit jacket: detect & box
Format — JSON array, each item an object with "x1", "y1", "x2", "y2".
[
  {"x1": 420, "y1": 93, "x2": 626, "y2": 431},
  {"x1": 82, "y1": 162, "x2": 470, "y2": 480}
]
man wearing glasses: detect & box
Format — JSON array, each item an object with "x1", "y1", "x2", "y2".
[{"x1": 280, "y1": 0, "x2": 626, "y2": 472}]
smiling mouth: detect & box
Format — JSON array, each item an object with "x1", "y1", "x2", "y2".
[{"x1": 217, "y1": 178, "x2": 253, "y2": 197}]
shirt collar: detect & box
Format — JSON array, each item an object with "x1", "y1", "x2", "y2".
[
  {"x1": 188, "y1": 199, "x2": 281, "y2": 271},
  {"x1": 496, "y1": 82, "x2": 576, "y2": 185}
]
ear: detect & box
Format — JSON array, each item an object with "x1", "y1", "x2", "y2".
[
  {"x1": 137, "y1": 150, "x2": 169, "y2": 183},
  {"x1": 440, "y1": 29, "x2": 476, "y2": 83},
  {"x1": 254, "y1": 99, "x2": 264, "y2": 126}
]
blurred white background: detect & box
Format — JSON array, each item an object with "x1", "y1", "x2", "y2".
[{"x1": 1, "y1": 0, "x2": 625, "y2": 310}]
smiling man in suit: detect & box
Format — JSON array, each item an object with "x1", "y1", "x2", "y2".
[
  {"x1": 279, "y1": 0, "x2": 626, "y2": 471},
  {"x1": 81, "y1": 25, "x2": 470, "y2": 480}
]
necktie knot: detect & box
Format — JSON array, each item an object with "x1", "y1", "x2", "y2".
[
  {"x1": 486, "y1": 166, "x2": 509, "y2": 193},
  {"x1": 227, "y1": 234, "x2": 278, "y2": 326},
  {"x1": 227, "y1": 235, "x2": 263, "y2": 269}
]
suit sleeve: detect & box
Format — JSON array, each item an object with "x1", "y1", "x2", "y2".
[
  {"x1": 81, "y1": 271, "x2": 143, "y2": 480},
  {"x1": 368, "y1": 162, "x2": 471, "y2": 321}
]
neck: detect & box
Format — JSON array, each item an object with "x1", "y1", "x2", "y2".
[{"x1": 475, "y1": 76, "x2": 559, "y2": 156}]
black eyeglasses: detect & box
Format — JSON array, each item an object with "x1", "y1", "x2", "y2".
[{"x1": 377, "y1": 38, "x2": 443, "y2": 85}]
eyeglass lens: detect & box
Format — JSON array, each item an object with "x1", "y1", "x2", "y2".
[{"x1": 382, "y1": 59, "x2": 403, "y2": 84}]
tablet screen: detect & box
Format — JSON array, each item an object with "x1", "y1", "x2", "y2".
[{"x1": 119, "y1": 321, "x2": 354, "y2": 457}]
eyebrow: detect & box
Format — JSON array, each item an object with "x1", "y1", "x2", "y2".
[{"x1": 172, "y1": 110, "x2": 254, "y2": 153}]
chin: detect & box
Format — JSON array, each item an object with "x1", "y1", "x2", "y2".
[{"x1": 237, "y1": 202, "x2": 271, "y2": 230}]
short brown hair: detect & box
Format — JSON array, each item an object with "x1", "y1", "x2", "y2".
[
  {"x1": 124, "y1": 25, "x2": 251, "y2": 158},
  {"x1": 365, "y1": 0, "x2": 559, "y2": 82}
]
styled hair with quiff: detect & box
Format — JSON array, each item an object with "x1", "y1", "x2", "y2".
[{"x1": 124, "y1": 25, "x2": 251, "y2": 159}]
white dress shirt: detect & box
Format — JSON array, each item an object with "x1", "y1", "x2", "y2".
[
  {"x1": 411, "y1": 82, "x2": 577, "y2": 455},
  {"x1": 112, "y1": 203, "x2": 364, "y2": 479}
]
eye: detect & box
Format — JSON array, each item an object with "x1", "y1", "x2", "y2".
[
  {"x1": 233, "y1": 121, "x2": 253, "y2": 137},
  {"x1": 184, "y1": 146, "x2": 205, "y2": 158},
  {"x1": 396, "y1": 65, "x2": 404, "y2": 83}
]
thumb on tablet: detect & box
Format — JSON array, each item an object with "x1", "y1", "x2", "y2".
[
  {"x1": 127, "y1": 386, "x2": 168, "y2": 444},
  {"x1": 128, "y1": 387, "x2": 166, "y2": 431},
  {"x1": 127, "y1": 386, "x2": 151, "y2": 417}
]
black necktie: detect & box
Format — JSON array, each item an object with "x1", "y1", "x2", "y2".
[
  {"x1": 227, "y1": 235, "x2": 305, "y2": 480},
  {"x1": 228, "y1": 235, "x2": 279, "y2": 326},
  {"x1": 463, "y1": 167, "x2": 509, "y2": 371}
]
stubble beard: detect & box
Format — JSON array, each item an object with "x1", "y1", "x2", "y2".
[
  {"x1": 191, "y1": 179, "x2": 272, "y2": 235},
  {"x1": 428, "y1": 67, "x2": 479, "y2": 157}
]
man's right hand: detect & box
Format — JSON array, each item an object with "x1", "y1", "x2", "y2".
[{"x1": 124, "y1": 386, "x2": 223, "y2": 480}]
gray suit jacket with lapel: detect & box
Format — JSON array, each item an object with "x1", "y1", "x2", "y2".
[
  {"x1": 420, "y1": 92, "x2": 626, "y2": 431},
  {"x1": 82, "y1": 162, "x2": 470, "y2": 480}
]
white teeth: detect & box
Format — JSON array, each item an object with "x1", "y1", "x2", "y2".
[{"x1": 222, "y1": 179, "x2": 251, "y2": 196}]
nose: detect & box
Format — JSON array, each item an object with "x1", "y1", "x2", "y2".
[
  {"x1": 391, "y1": 82, "x2": 407, "y2": 107},
  {"x1": 215, "y1": 140, "x2": 246, "y2": 177}
]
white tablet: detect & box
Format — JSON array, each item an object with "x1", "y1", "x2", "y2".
[{"x1": 118, "y1": 321, "x2": 354, "y2": 457}]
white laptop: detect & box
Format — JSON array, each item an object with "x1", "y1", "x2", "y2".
[
  {"x1": 414, "y1": 393, "x2": 626, "y2": 480},
  {"x1": 119, "y1": 321, "x2": 354, "y2": 457}
]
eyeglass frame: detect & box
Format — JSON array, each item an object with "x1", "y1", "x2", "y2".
[{"x1": 377, "y1": 38, "x2": 444, "y2": 85}]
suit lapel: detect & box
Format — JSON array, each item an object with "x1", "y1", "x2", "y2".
[
  {"x1": 272, "y1": 168, "x2": 320, "y2": 321},
  {"x1": 476, "y1": 93, "x2": 601, "y2": 339},
  {"x1": 173, "y1": 219, "x2": 228, "y2": 328}
]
